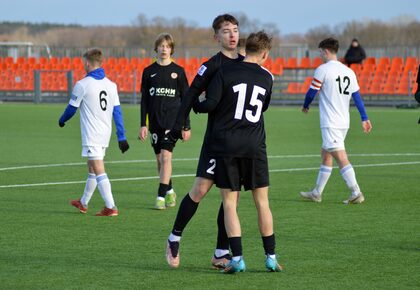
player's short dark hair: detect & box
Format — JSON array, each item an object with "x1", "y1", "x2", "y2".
[
  {"x1": 245, "y1": 31, "x2": 272, "y2": 55},
  {"x1": 83, "y1": 48, "x2": 103, "y2": 65},
  {"x1": 212, "y1": 14, "x2": 239, "y2": 33},
  {"x1": 318, "y1": 37, "x2": 339, "y2": 54},
  {"x1": 154, "y1": 33, "x2": 175, "y2": 55}
]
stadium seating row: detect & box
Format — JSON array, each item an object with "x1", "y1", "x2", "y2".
[
  {"x1": 0, "y1": 56, "x2": 418, "y2": 94},
  {"x1": 284, "y1": 56, "x2": 419, "y2": 95}
]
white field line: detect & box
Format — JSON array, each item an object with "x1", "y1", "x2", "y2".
[
  {"x1": 1, "y1": 153, "x2": 420, "y2": 172},
  {"x1": 0, "y1": 160, "x2": 419, "y2": 189}
]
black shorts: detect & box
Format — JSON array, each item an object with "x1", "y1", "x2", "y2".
[
  {"x1": 150, "y1": 127, "x2": 175, "y2": 154},
  {"x1": 214, "y1": 154, "x2": 269, "y2": 191},
  {"x1": 195, "y1": 145, "x2": 216, "y2": 180}
]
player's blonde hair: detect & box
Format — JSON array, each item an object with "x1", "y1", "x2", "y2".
[
  {"x1": 245, "y1": 31, "x2": 272, "y2": 55},
  {"x1": 83, "y1": 48, "x2": 103, "y2": 66},
  {"x1": 154, "y1": 33, "x2": 175, "y2": 55}
]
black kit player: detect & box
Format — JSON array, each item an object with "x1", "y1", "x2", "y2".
[
  {"x1": 193, "y1": 31, "x2": 283, "y2": 273},
  {"x1": 164, "y1": 14, "x2": 244, "y2": 269},
  {"x1": 138, "y1": 33, "x2": 190, "y2": 210}
]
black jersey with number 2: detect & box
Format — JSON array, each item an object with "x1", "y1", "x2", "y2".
[
  {"x1": 194, "y1": 61, "x2": 273, "y2": 158},
  {"x1": 141, "y1": 62, "x2": 189, "y2": 131}
]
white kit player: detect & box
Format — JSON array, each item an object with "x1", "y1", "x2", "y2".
[
  {"x1": 58, "y1": 48, "x2": 130, "y2": 216},
  {"x1": 300, "y1": 38, "x2": 372, "y2": 204}
]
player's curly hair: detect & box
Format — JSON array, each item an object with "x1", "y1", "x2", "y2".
[
  {"x1": 83, "y1": 48, "x2": 103, "y2": 65},
  {"x1": 319, "y1": 38, "x2": 339, "y2": 54},
  {"x1": 245, "y1": 31, "x2": 272, "y2": 55},
  {"x1": 212, "y1": 14, "x2": 239, "y2": 33},
  {"x1": 154, "y1": 33, "x2": 175, "y2": 55}
]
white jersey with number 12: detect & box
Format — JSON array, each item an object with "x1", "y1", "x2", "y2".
[{"x1": 310, "y1": 60, "x2": 359, "y2": 129}]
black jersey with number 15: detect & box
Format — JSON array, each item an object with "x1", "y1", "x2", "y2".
[{"x1": 195, "y1": 61, "x2": 273, "y2": 158}]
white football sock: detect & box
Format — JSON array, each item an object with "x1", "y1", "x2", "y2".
[
  {"x1": 96, "y1": 173, "x2": 115, "y2": 209},
  {"x1": 314, "y1": 165, "x2": 332, "y2": 195},
  {"x1": 168, "y1": 233, "x2": 181, "y2": 242},
  {"x1": 80, "y1": 173, "x2": 96, "y2": 206},
  {"x1": 340, "y1": 164, "x2": 361, "y2": 195},
  {"x1": 215, "y1": 249, "x2": 230, "y2": 258},
  {"x1": 232, "y1": 255, "x2": 242, "y2": 262}
]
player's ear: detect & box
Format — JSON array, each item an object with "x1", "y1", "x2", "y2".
[
  {"x1": 214, "y1": 34, "x2": 220, "y2": 43},
  {"x1": 261, "y1": 50, "x2": 269, "y2": 64}
]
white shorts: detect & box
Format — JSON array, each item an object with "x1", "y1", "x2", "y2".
[
  {"x1": 321, "y1": 128, "x2": 348, "y2": 152},
  {"x1": 82, "y1": 146, "x2": 107, "y2": 160}
]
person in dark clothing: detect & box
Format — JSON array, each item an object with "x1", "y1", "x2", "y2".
[
  {"x1": 193, "y1": 30, "x2": 282, "y2": 274},
  {"x1": 164, "y1": 14, "x2": 244, "y2": 270},
  {"x1": 139, "y1": 33, "x2": 190, "y2": 210},
  {"x1": 344, "y1": 38, "x2": 366, "y2": 66}
]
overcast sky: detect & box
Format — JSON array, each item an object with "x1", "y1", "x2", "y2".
[{"x1": 0, "y1": 0, "x2": 419, "y2": 34}]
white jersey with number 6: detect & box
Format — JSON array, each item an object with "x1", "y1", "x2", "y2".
[
  {"x1": 69, "y1": 76, "x2": 120, "y2": 147},
  {"x1": 310, "y1": 60, "x2": 359, "y2": 129}
]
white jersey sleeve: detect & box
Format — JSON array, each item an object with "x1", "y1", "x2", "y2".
[
  {"x1": 69, "y1": 82, "x2": 84, "y2": 107},
  {"x1": 310, "y1": 65, "x2": 327, "y2": 91}
]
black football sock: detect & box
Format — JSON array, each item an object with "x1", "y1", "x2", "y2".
[
  {"x1": 262, "y1": 234, "x2": 276, "y2": 256},
  {"x1": 171, "y1": 193, "x2": 199, "y2": 237},
  {"x1": 216, "y1": 202, "x2": 230, "y2": 251},
  {"x1": 158, "y1": 183, "x2": 169, "y2": 198},
  {"x1": 168, "y1": 179, "x2": 173, "y2": 192},
  {"x1": 228, "y1": 237, "x2": 242, "y2": 258}
]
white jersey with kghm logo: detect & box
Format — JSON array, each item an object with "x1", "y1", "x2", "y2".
[
  {"x1": 310, "y1": 60, "x2": 359, "y2": 129},
  {"x1": 69, "y1": 76, "x2": 120, "y2": 147}
]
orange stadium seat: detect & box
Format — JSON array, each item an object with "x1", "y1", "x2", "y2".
[
  {"x1": 311, "y1": 57, "x2": 323, "y2": 68},
  {"x1": 364, "y1": 57, "x2": 376, "y2": 65},
  {"x1": 376, "y1": 57, "x2": 390, "y2": 71},
  {"x1": 299, "y1": 77, "x2": 312, "y2": 93},
  {"x1": 389, "y1": 57, "x2": 403, "y2": 72},
  {"x1": 396, "y1": 79, "x2": 410, "y2": 95},
  {"x1": 274, "y1": 57, "x2": 285, "y2": 67},
  {"x1": 385, "y1": 70, "x2": 401, "y2": 84},
  {"x1": 367, "y1": 82, "x2": 382, "y2": 95},
  {"x1": 298, "y1": 57, "x2": 311, "y2": 69},
  {"x1": 284, "y1": 57, "x2": 298, "y2": 69},
  {"x1": 4, "y1": 57, "x2": 14, "y2": 65},
  {"x1": 350, "y1": 63, "x2": 362, "y2": 76},
  {"x1": 175, "y1": 57, "x2": 187, "y2": 68},
  {"x1": 271, "y1": 57, "x2": 284, "y2": 75},
  {"x1": 405, "y1": 56, "x2": 418, "y2": 67},
  {"x1": 118, "y1": 57, "x2": 128, "y2": 66},
  {"x1": 129, "y1": 57, "x2": 140, "y2": 69},
  {"x1": 263, "y1": 57, "x2": 273, "y2": 71},
  {"x1": 358, "y1": 79, "x2": 370, "y2": 94},
  {"x1": 285, "y1": 82, "x2": 301, "y2": 94},
  {"x1": 382, "y1": 82, "x2": 396, "y2": 95}
]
